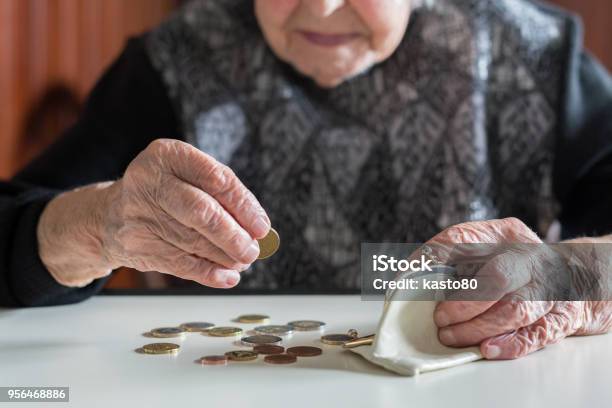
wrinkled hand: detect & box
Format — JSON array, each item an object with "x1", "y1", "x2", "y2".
[
  {"x1": 39, "y1": 139, "x2": 270, "y2": 288},
  {"x1": 415, "y1": 218, "x2": 612, "y2": 360},
  {"x1": 100, "y1": 139, "x2": 270, "y2": 288}
]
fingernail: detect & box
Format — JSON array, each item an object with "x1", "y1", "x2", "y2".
[
  {"x1": 435, "y1": 311, "x2": 450, "y2": 327},
  {"x1": 243, "y1": 241, "x2": 260, "y2": 262},
  {"x1": 484, "y1": 345, "x2": 501, "y2": 359},
  {"x1": 225, "y1": 271, "x2": 241, "y2": 287},
  {"x1": 251, "y1": 217, "x2": 270, "y2": 238},
  {"x1": 439, "y1": 328, "x2": 456, "y2": 345}
]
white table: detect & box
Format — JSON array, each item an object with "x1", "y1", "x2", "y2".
[{"x1": 0, "y1": 295, "x2": 610, "y2": 408}]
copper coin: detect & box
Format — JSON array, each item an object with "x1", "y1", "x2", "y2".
[
  {"x1": 321, "y1": 334, "x2": 355, "y2": 345},
  {"x1": 253, "y1": 345, "x2": 285, "y2": 355},
  {"x1": 264, "y1": 354, "x2": 297, "y2": 365},
  {"x1": 286, "y1": 346, "x2": 322, "y2": 357},
  {"x1": 200, "y1": 355, "x2": 228, "y2": 366}
]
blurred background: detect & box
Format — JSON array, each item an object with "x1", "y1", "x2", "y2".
[{"x1": 1, "y1": 0, "x2": 611, "y2": 289}]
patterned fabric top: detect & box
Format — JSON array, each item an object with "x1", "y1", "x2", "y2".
[{"x1": 145, "y1": 0, "x2": 572, "y2": 290}]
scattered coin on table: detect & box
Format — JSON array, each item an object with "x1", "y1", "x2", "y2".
[
  {"x1": 287, "y1": 320, "x2": 326, "y2": 331},
  {"x1": 225, "y1": 350, "x2": 258, "y2": 361},
  {"x1": 142, "y1": 343, "x2": 180, "y2": 355},
  {"x1": 286, "y1": 346, "x2": 323, "y2": 357},
  {"x1": 149, "y1": 327, "x2": 186, "y2": 338},
  {"x1": 321, "y1": 334, "x2": 355, "y2": 345},
  {"x1": 264, "y1": 354, "x2": 297, "y2": 364},
  {"x1": 241, "y1": 335, "x2": 282, "y2": 346},
  {"x1": 138, "y1": 318, "x2": 363, "y2": 366},
  {"x1": 253, "y1": 345, "x2": 285, "y2": 355},
  {"x1": 254, "y1": 325, "x2": 294, "y2": 336},
  {"x1": 199, "y1": 355, "x2": 228, "y2": 366},
  {"x1": 180, "y1": 322, "x2": 215, "y2": 332},
  {"x1": 257, "y1": 228, "x2": 280, "y2": 259},
  {"x1": 207, "y1": 327, "x2": 243, "y2": 337},
  {"x1": 237, "y1": 314, "x2": 270, "y2": 324}
]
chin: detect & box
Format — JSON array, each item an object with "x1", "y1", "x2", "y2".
[
  {"x1": 295, "y1": 60, "x2": 372, "y2": 89},
  {"x1": 292, "y1": 53, "x2": 375, "y2": 88},
  {"x1": 312, "y1": 75, "x2": 345, "y2": 88}
]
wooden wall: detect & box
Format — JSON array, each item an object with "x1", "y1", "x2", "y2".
[
  {"x1": 0, "y1": 0, "x2": 175, "y2": 178},
  {"x1": 551, "y1": 0, "x2": 612, "y2": 70}
]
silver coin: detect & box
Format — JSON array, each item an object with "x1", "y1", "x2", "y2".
[
  {"x1": 287, "y1": 320, "x2": 326, "y2": 331},
  {"x1": 240, "y1": 335, "x2": 283, "y2": 346},
  {"x1": 254, "y1": 325, "x2": 294, "y2": 336}
]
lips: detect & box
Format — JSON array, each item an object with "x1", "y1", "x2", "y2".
[{"x1": 298, "y1": 30, "x2": 361, "y2": 47}]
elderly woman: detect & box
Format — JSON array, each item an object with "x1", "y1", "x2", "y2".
[{"x1": 1, "y1": 0, "x2": 611, "y2": 360}]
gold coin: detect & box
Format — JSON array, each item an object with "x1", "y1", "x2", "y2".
[
  {"x1": 257, "y1": 228, "x2": 280, "y2": 260},
  {"x1": 321, "y1": 334, "x2": 354, "y2": 345},
  {"x1": 288, "y1": 320, "x2": 326, "y2": 331},
  {"x1": 179, "y1": 322, "x2": 215, "y2": 332},
  {"x1": 225, "y1": 350, "x2": 258, "y2": 361},
  {"x1": 237, "y1": 314, "x2": 270, "y2": 324},
  {"x1": 207, "y1": 327, "x2": 243, "y2": 337},
  {"x1": 149, "y1": 327, "x2": 186, "y2": 338},
  {"x1": 142, "y1": 343, "x2": 180, "y2": 354}
]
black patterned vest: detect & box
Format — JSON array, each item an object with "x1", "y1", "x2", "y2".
[{"x1": 146, "y1": 0, "x2": 572, "y2": 290}]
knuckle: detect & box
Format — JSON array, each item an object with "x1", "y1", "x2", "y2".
[
  {"x1": 203, "y1": 161, "x2": 231, "y2": 194},
  {"x1": 505, "y1": 301, "x2": 531, "y2": 325},
  {"x1": 439, "y1": 225, "x2": 464, "y2": 243},
  {"x1": 193, "y1": 260, "x2": 217, "y2": 284},
  {"x1": 190, "y1": 234, "x2": 211, "y2": 255},
  {"x1": 147, "y1": 138, "x2": 173, "y2": 156},
  {"x1": 503, "y1": 217, "x2": 522, "y2": 228},
  {"x1": 487, "y1": 257, "x2": 512, "y2": 290},
  {"x1": 174, "y1": 253, "x2": 200, "y2": 278},
  {"x1": 232, "y1": 192, "x2": 250, "y2": 212},
  {"x1": 227, "y1": 230, "x2": 247, "y2": 253},
  {"x1": 198, "y1": 201, "x2": 225, "y2": 232}
]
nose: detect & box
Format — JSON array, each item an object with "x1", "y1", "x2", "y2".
[{"x1": 305, "y1": 0, "x2": 346, "y2": 18}]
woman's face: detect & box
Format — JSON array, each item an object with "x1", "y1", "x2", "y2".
[{"x1": 255, "y1": 0, "x2": 412, "y2": 88}]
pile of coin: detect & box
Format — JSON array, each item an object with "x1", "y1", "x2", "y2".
[{"x1": 138, "y1": 312, "x2": 371, "y2": 367}]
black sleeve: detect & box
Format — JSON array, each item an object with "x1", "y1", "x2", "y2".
[
  {"x1": 0, "y1": 37, "x2": 180, "y2": 307},
  {"x1": 556, "y1": 49, "x2": 612, "y2": 239}
]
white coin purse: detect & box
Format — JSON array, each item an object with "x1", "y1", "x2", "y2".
[{"x1": 350, "y1": 270, "x2": 483, "y2": 376}]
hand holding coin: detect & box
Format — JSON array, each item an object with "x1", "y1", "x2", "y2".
[{"x1": 39, "y1": 139, "x2": 274, "y2": 289}]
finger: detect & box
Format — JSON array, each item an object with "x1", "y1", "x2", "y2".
[
  {"x1": 178, "y1": 231, "x2": 250, "y2": 272},
  {"x1": 480, "y1": 302, "x2": 581, "y2": 359},
  {"x1": 148, "y1": 212, "x2": 249, "y2": 270},
  {"x1": 145, "y1": 240, "x2": 242, "y2": 289},
  {"x1": 437, "y1": 299, "x2": 553, "y2": 347},
  {"x1": 126, "y1": 238, "x2": 242, "y2": 288},
  {"x1": 411, "y1": 217, "x2": 541, "y2": 266},
  {"x1": 435, "y1": 248, "x2": 537, "y2": 326},
  {"x1": 434, "y1": 301, "x2": 496, "y2": 327},
  {"x1": 158, "y1": 177, "x2": 260, "y2": 264},
  {"x1": 159, "y1": 140, "x2": 270, "y2": 239}
]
